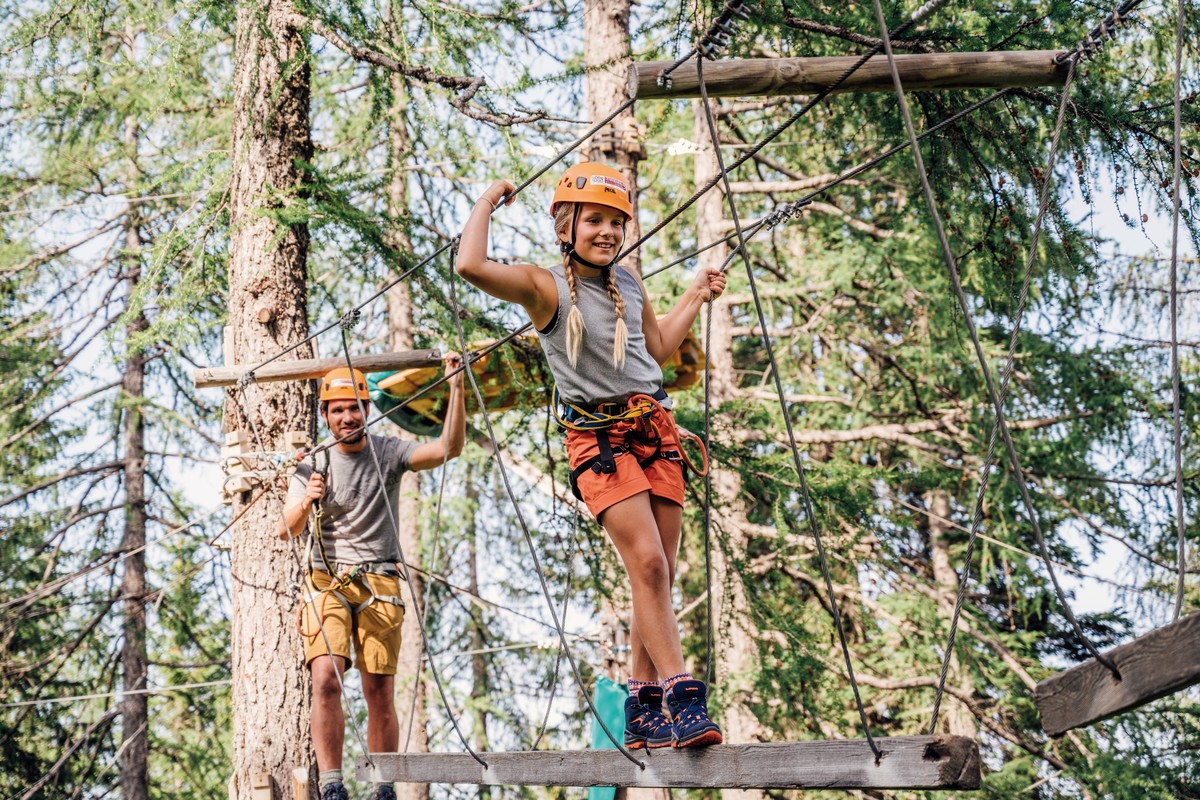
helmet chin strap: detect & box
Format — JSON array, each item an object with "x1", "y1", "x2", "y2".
[{"x1": 561, "y1": 203, "x2": 620, "y2": 271}]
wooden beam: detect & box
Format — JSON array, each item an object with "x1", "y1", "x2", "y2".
[
  {"x1": 357, "y1": 737, "x2": 980, "y2": 789},
  {"x1": 1035, "y1": 612, "x2": 1200, "y2": 737},
  {"x1": 192, "y1": 349, "x2": 443, "y2": 389},
  {"x1": 630, "y1": 51, "x2": 1068, "y2": 100}
]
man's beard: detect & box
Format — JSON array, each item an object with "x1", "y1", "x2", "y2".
[{"x1": 340, "y1": 426, "x2": 366, "y2": 444}]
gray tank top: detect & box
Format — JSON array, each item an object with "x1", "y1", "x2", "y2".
[{"x1": 536, "y1": 263, "x2": 665, "y2": 405}]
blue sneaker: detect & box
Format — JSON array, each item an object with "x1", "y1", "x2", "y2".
[
  {"x1": 666, "y1": 680, "x2": 722, "y2": 748},
  {"x1": 320, "y1": 784, "x2": 349, "y2": 800},
  {"x1": 373, "y1": 786, "x2": 397, "y2": 800},
  {"x1": 624, "y1": 685, "x2": 674, "y2": 749}
]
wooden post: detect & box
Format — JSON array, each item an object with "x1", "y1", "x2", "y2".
[
  {"x1": 292, "y1": 767, "x2": 310, "y2": 800},
  {"x1": 1035, "y1": 613, "x2": 1200, "y2": 736},
  {"x1": 356, "y1": 736, "x2": 981, "y2": 790},
  {"x1": 630, "y1": 51, "x2": 1068, "y2": 99},
  {"x1": 193, "y1": 349, "x2": 442, "y2": 389}
]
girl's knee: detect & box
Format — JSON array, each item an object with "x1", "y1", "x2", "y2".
[{"x1": 627, "y1": 549, "x2": 671, "y2": 589}]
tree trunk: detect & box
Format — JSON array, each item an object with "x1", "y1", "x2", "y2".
[
  {"x1": 227, "y1": 2, "x2": 316, "y2": 796},
  {"x1": 383, "y1": 37, "x2": 432, "y2": 800},
  {"x1": 583, "y1": 0, "x2": 644, "y2": 275},
  {"x1": 694, "y1": 99, "x2": 769, "y2": 800},
  {"x1": 926, "y1": 489, "x2": 977, "y2": 738},
  {"x1": 119, "y1": 109, "x2": 149, "y2": 800}
]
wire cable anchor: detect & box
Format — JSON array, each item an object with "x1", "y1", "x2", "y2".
[
  {"x1": 657, "y1": 0, "x2": 755, "y2": 89},
  {"x1": 698, "y1": 0, "x2": 753, "y2": 59},
  {"x1": 1055, "y1": 0, "x2": 1139, "y2": 64}
]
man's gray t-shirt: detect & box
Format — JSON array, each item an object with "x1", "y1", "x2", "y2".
[{"x1": 289, "y1": 435, "x2": 417, "y2": 566}]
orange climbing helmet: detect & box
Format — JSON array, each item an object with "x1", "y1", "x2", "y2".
[
  {"x1": 549, "y1": 162, "x2": 634, "y2": 219},
  {"x1": 320, "y1": 367, "x2": 369, "y2": 403}
]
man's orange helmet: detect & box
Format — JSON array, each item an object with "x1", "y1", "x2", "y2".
[
  {"x1": 320, "y1": 367, "x2": 369, "y2": 402},
  {"x1": 549, "y1": 162, "x2": 634, "y2": 219}
]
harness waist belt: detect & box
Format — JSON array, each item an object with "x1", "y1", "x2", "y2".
[
  {"x1": 564, "y1": 386, "x2": 669, "y2": 420},
  {"x1": 312, "y1": 561, "x2": 400, "y2": 577}
]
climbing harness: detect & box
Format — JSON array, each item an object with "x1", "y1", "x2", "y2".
[{"x1": 556, "y1": 386, "x2": 708, "y2": 501}]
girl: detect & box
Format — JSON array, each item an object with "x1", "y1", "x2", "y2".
[{"x1": 457, "y1": 162, "x2": 725, "y2": 749}]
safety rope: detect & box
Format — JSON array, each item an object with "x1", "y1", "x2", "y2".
[
  {"x1": 402, "y1": 423, "x2": 453, "y2": 753},
  {"x1": 1168, "y1": 0, "x2": 1188, "y2": 622},
  {"x1": 702, "y1": 252, "x2": 716, "y2": 689},
  {"x1": 334, "y1": 323, "x2": 487, "y2": 767},
  {"x1": 617, "y1": 0, "x2": 953, "y2": 266},
  {"x1": 530, "y1": 498, "x2": 580, "y2": 750},
  {"x1": 696, "y1": 51, "x2": 882, "y2": 760},
  {"x1": 446, "y1": 248, "x2": 644, "y2": 766},
  {"x1": 642, "y1": 86, "x2": 1016, "y2": 282},
  {"x1": 234, "y1": 0, "x2": 953, "y2": 458},
  {"x1": 867, "y1": 0, "x2": 1124, "y2": 712},
  {"x1": 236, "y1": 241, "x2": 454, "y2": 381}
]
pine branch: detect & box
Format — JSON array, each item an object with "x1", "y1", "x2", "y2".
[
  {"x1": 287, "y1": 13, "x2": 547, "y2": 126},
  {"x1": 780, "y1": 16, "x2": 935, "y2": 53},
  {"x1": 0, "y1": 460, "x2": 125, "y2": 510}
]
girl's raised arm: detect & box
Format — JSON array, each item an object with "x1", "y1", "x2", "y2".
[
  {"x1": 638, "y1": 265, "x2": 726, "y2": 365},
  {"x1": 456, "y1": 180, "x2": 558, "y2": 328}
]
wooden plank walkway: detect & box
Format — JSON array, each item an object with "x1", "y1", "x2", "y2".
[
  {"x1": 357, "y1": 736, "x2": 980, "y2": 790},
  {"x1": 1036, "y1": 612, "x2": 1200, "y2": 736}
]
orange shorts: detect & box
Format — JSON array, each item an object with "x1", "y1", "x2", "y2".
[{"x1": 565, "y1": 406, "x2": 686, "y2": 519}]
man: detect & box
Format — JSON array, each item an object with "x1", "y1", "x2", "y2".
[{"x1": 278, "y1": 356, "x2": 466, "y2": 800}]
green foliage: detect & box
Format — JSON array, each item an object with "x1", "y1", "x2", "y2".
[{"x1": 2, "y1": 0, "x2": 1197, "y2": 797}]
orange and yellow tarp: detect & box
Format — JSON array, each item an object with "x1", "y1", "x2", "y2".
[{"x1": 367, "y1": 332, "x2": 706, "y2": 435}]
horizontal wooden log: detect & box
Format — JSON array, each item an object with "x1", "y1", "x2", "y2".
[
  {"x1": 357, "y1": 736, "x2": 980, "y2": 789},
  {"x1": 630, "y1": 51, "x2": 1068, "y2": 99},
  {"x1": 192, "y1": 350, "x2": 443, "y2": 389},
  {"x1": 1035, "y1": 612, "x2": 1200, "y2": 736}
]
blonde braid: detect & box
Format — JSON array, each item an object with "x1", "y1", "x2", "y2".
[
  {"x1": 603, "y1": 266, "x2": 629, "y2": 370},
  {"x1": 563, "y1": 255, "x2": 586, "y2": 368}
]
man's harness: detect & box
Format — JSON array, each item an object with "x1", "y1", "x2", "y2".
[{"x1": 553, "y1": 386, "x2": 709, "y2": 501}]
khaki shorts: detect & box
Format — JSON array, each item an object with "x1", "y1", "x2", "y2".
[
  {"x1": 299, "y1": 569, "x2": 405, "y2": 674},
  {"x1": 565, "y1": 406, "x2": 686, "y2": 519}
]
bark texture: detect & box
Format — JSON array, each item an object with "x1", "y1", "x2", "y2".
[
  {"x1": 384, "y1": 62, "x2": 432, "y2": 800},
  {"x1": 227, "y1": 2, "x2": 316, "y2": 796},
  {"x1": 119, "y1": 110, "x2": 149, "y2": 800}
]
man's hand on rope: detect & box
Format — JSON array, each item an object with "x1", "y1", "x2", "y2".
[
  {"x1": 293, "y1": 450, "x2": 327, "y2": 505},
  {"x1": 304, "y1": 472, "x2": 327, "y2": 504}
]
